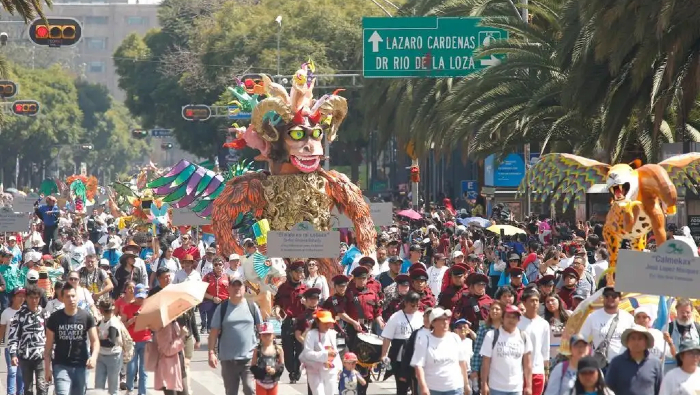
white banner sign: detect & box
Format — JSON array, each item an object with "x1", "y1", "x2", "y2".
[
  {"x1": 12, "y1": 194, "x2": 39, "y2": 213},
  {"x1": 267, "y1": 231, "x2": 340, "y2": 258},
  {"x1": 617, "y1": 239, "x2": 700, "y2": 298},
  {"x1": 0, "y1": 212, "x2": 29, "y2": 232},
  {"x1": 171, "y1": 208, "x2": 211, "y2": 226},
  {"x1": 330, "y1": 202, "x2": 393, "y2": 228}
]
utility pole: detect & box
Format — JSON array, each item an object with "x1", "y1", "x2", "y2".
[{"x1": 521, "y1": 0, "x2": 531, "y2": 217}]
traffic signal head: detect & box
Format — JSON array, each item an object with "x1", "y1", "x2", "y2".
[
  {"x1": 28, "y1": 17, "x2": 82, "y2": 47},
  {"x1": 182, "y1": 105, "x2": 211, "y2": 121},
  {"x1": 131, "y1": 129, "x2": 148, "y2": 139},
  {"x1": 11, "y1": 100, "x2": 39, "y2": 116},
  {"x1": 0, "y1": 32, "x2": 8, "y2": 46},
  {"x1": 80, "y1": 144, "x2": 94, "y2": 151},
  {"x1": 0, "y1": 81, "x2": 18, "y2": 98},
  {"x1": 161, "y1": 142, "x2": 174, "y2": 150}
]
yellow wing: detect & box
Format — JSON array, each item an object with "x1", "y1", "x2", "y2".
[
  {"x1": 517, "y1": 153, "x2": 610, "y2": 210},
  {"x1": 658, "y1": 153, "x2": 700, "y2": 195}
]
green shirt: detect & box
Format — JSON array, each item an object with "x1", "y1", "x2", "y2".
[{"x1": 0, "y1": 264, "x2": 21, "y2": 292}]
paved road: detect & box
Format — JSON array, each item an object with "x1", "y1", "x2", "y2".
[{"x1": 0, "y1": 333, "x2": 397, "y2": 394}]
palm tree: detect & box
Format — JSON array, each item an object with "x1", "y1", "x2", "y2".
[{"x1": 559, "y1": 0, "x2": 700, "y2": 161}]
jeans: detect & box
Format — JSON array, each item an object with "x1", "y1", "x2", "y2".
[
  {"x1": 429, "y1": 390, "x2": 464, "y2": 395},
  {"x1": 0, "y1": 292, "x2": 9, "y2": 313},
  {"x1": 5, "y1": 348, "x2": 24, "y2": 395},
  {"x1": 96, "y1": 352, "x2": 122, "y2": 395},
  {"x1": 53, "y1": 364, "x2": 87, "y2": 395},
  {"x1": 18, "y1": 358, "x2": 46, "y2": 395},
  {"x1": 220, "y1": 359, "x2": 254, "y2": 395},
  {"x1": 42, "y1": 224, "x2": 58, "y2": 254},
  {"x1": 127, "y1": 341, "x2": 148, "y2": 395}
]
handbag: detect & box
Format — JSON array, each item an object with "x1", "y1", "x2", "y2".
[{"x1": 592, "y1": 313, "x2": 619, "y2": 369}]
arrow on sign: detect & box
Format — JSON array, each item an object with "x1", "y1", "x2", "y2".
[
  {"x1": 368, "y1": 31, "x2": 383, "y2": 53},
  {"x1": 480, "y1": 55, "x2": 501, "y2": 67}
]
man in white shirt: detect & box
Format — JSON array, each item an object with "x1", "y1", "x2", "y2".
[
  {"x1": 225, "y1": 254, "x2": 245, "y2": 279},
  {"x1": 197, "y1": 247, "x2": 216, "y2": 277},
  {"x1": 480, "y1": 304, "x2": 533, "y2": 395},
  {"x1": 518, "y1": 288, "x2": 551, "y2": 395},
  {"x1": 580, "y1": 287, "x2": 635, "y2": 367},
  {"x1": 426, "y1": 253, "x2": 448, "y2": 298},
  {"x1": 173, "y1": 254, "x2": 202, "y2": 284},
  {"x1": 591, "y1": 248, "x2": 610, "y2": 283}
]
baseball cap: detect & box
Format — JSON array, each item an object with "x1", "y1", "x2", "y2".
[
  {"x1": 577, "y1": 356, "x2": 600, "y2": 373},
  {"x1": 452, "y1": 318, "x2": 471, "y2": 327},
  {"x1": 259, "y1": 322, "x2": 275, "y2": 334},
  {"x1": 205, "y1": 247, "x2": 216, "y2": 254},
  {"x1": 343, "y1": 352, "x2": 358, "y2": 362},
  {"x1": 135, "y1": 284, "x2": 148, "y2": 298},
  {"x1": 428, "y1": 307, "x2": 452, "y2": 323},
  {"x1": 26, "y1": 270, "x2": 39, "y2": 282},
  {"x1": 228, "y1": 254, "x2": 241, "y2": 261},
  {"x1": 504, "y1": 304, "x2": 521, "y2": 316},
  {"x1": 7, "y1": 236, "x2": 16, "y2": 241},
  {"x1": 570, "y1": 333, "x2": 590, "y2": 346},
  {"x1": 451, "y1": 250, "x2": 464, "y2": 259},
  {"x1": 99, "y1": 258, "x2": 110, "y2": 267},
  {"x1": 12, "y1": 288, "x2": 26, "y2": 296}
]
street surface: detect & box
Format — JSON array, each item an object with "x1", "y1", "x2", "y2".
[{"x1": 0, "y1": 332, "x2": 397, "y2": 394}]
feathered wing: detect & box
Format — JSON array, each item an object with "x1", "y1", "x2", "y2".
[
  {"x1": 211, "y1": 172, "x2": 268, "y2": 256},
  {"x1": 147, "y1": 159, "x2": 226, "y2": 218},
  {"x1": 518, "y1": 153, "x2": 610, "y2": 210},
  {"x1": 111, "y1": 181, "x2": 136, "y2": 199},
  {"x1": 658, "y1": 153, "x2": 700, "y2": 195}
]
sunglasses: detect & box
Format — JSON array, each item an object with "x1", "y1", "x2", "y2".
[
  {"x1": 214, "y1": 263, "x2": 224, "y2": 267},
  {"x1": 603, "y1": 293, "x2": 619, "y2": 299},
  {"x1": 68, "y1": 277, "x2": 79, "y2": 281}
]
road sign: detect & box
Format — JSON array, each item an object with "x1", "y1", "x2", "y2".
[
  {"x1": 150, "y1": 128, "x2": 172, "y2": 137},
  {"x1": 228, "y1": 104, "x2": 251, "y2": 120},
  {"x1": 0, "y1": 80, "x2": 18, "y2": 98},
  {"x1": 28, "y1": 17, "x2": 82, "y2": 47},
  {"x1": 461, "y1": 180, "x2": 478, "y2": 200},
  {"x1": 182, "y1": 104, "x2": 211, "y2": 121},
  {"x1": 362, "y1": 17, "x2": 507, "y2": 78},
  {"x1": 11, "y1": 100, "x2": 39, "y2": 116}
]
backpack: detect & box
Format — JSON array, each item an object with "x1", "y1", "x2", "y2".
[
  {"x1": 669, "y1": 321, "x2": 700, "y2": 338},
  {"x1": 117, "y1": 319, "x2": 135, "y2": 363},
  {"x1": 491, "y1": 327, "x2": 528, "y2": 350},
  {"x1": 217, "y1": 299, "x2": 260, "y2": 354}
]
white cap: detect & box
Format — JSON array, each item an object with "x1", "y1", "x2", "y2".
[
  {"x1": 26, "y1": 270, "x2": 39, "y2": 282},
  {"x1": 451, "y1": 250, "x2": 464, "y2": 259},
  {"x1": 229, "y1": 253, "x2": 240, "y2": 261},
  {"x1": 634, "y1": 305, "x2": 657, "y2": 322},
  {"x1": 24, "y1": 251, "x2": 41, "y2": 264},
  {"x1": 7, "y1": 235, "x2": 16, "y2": 241},
  {"x1": 429, "y1": 307, "x2": 452, "y2": 323},
  {"x1": 99, "y1": 258, "x2": 111, "y2": 267}
]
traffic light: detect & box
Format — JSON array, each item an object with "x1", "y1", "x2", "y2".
[
  {"x1": 161, "y1": 142, "x2": 174, "y2": 150},
  {"x1": 28, "y1": 17, "x2": 82, "y2": 47},
  {"x1": 0, "y1": 80, "x2": 18, "y2": 98},
  {"x1": 79, "y1": 144, "x2": 94, "y2": 151},
  {"x1": 181, "y1": 105, "x2": 211, "y2": 121},
  {"x1": 11, "y1": 100, "x2": 40, "y2": 116},
  {"x1": 131, "y1": 129, "x2": 148, "y2": 139}
]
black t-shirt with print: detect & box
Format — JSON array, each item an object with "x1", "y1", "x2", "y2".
[{"x1": 47, "y1": 309, "x2": 95, "y2": 366}]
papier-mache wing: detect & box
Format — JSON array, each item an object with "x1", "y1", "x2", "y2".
[
  {"x1": 147, "y1": 159, "x2": 225, "y2": 218},
  {"x1": 658, "y1": 153, "x2": 700, "y2": 195},
  {"x1": 518, "y1": 153, "x2": 610, "y2": 210}
]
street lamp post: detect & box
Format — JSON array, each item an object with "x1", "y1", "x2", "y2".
[{"x1": 275, "y1": 15, "x2": 282, "y2": 79}]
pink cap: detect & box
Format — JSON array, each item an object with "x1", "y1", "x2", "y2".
[
  {"x1": 343, "y1": 352, "x2": 358, "y2": 362},
  {"x1": 259, "y1": 322, "x2": 274, "y2": 334}
]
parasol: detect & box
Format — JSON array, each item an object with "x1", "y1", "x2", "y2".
[{"x1": 134, "y1": 281, "x2": 209, "y2": 331}]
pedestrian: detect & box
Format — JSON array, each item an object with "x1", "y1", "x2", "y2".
[
  {"x1": 665, "y1": 298, "x2": 700, "y2": 370},
  {"x1": 44, "y1": 281, "x2": 100, "y2": 395},
  {"x1": 299, "y1": 309, "x2": 341, "y2": 395},
  {"x1": 338, "y1": 352, "x2": 366, "y2": 395},
  {"x1": 579, "y1": 287, "x2": 635, "y2": 370},
  {"x1": 570, "y1": 356, "x2": 615, "y2": 395},
  {"x1": 480, "y1": 304, "x2": 533, "y2": 395},
  {"x1": 660, "y1": 338, "x2": 700, "y2": 395},
  {"x1": 0, "y1": 288, "x2": 25, "y2": 395},
  {"x1": 95, "y1": 298, "x2": 122, "y2": 395},
  {"x1": 250, "y1": 322, "x2": 284, "y2": 395},
  {"x1": 411, "y1": 307, "x2": 471, "y2": 395},
  {"x1": 152, "y1": 319, "x2": 188, "y2": 395},
  {"x1": 453, "y1": 272, "x2": 493, "y2": 333},
  {"x1": 518, "y1": 288, "x2": 551, "y2": 395},
  {"x1": 8, "y1": 285, "x2": 47, "y2": 395},
  {"x1": 172, "y1": 254, "x2": 202, "y2": 284},
  {"x1": 208, "y1": 274, "x2": 261, "y2": 395},
  {"x1": 35, "y1": 195, "x2": 60, "y2": 253},
  {"x1": 200, "y1": 256, "x2": 229, "y2": 332},
  {"x1": 605, "y1": 325, "x2": 663, "y2": 395},
  {"x1": 121, "y1": 283, "x2": 150, "y2": 395},
  {"x1": 544, "y1": 334, "x2": 592, "y2": 395},
  {"x1": 274, "y1": 260, "x2": 307, "y2": 383}
]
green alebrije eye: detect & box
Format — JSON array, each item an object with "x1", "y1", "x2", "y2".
[{"x1": 290, "y1": 130, "x2": 304, "y2": 140}]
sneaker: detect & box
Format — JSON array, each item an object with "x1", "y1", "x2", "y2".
[
  {"x1": 120, "y1": 382, "x2": 127, "y2": 390},
  {"x1": 200, "y1": 327, "x2": 207, "y2": 334}
]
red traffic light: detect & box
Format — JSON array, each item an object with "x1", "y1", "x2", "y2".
[
  {"x1": 35, "y1": 25, "x2": 49, "y2": 39},
  {"x1": 0, "y1": 80, "x2": 18, "y2": 98},
  {"x1": 131, "y1": 129, "x2": 148, "y2": 139},
  {"x1": 182, "y1": 105, "x2": 211, "y2": 121},
  {"x1": 11, "y1": 100, "x2": 40, "y2": 116},
  {"x1": 28, "y1": 18, "x2": 82, "y2": 47}
]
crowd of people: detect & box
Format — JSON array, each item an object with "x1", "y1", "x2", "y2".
[{"x1": 0, "y1": 194, "x2": 699, "y2": 395}]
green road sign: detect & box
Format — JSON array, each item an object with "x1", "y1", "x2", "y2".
[{"x1": 362, "y1": 17, "x2": 508, "y2": 78}]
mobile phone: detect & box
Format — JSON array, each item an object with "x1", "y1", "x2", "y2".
[{"x1": 39, "y1": 272, "x2": 48, "y2": 280}]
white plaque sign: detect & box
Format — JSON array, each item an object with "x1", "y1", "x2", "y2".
[{"x1": 267, "y1": 231, "x2": 340, "y2": 258}]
